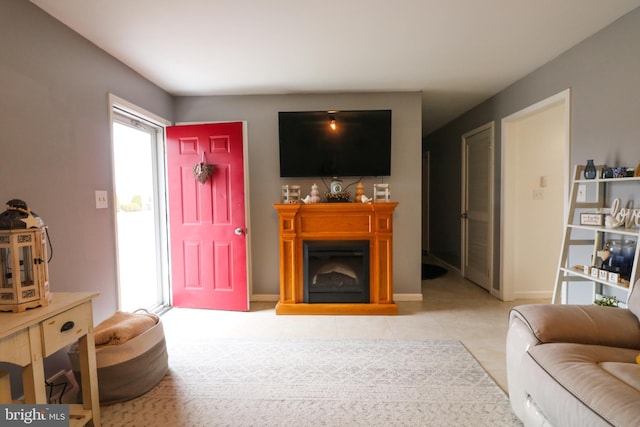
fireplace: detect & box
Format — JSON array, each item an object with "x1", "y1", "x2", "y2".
[
  {"x1": 304, "y1": 240, "x2": 370, "y2": 303},
  {"x1": 274, "y1": 202, "x2": 398, "y2": 314}
]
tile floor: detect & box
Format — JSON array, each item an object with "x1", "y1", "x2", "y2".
[{"x1": 161, "y1": 264, "x2": 549, "y2": 392}]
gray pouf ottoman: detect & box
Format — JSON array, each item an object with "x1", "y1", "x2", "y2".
[{"x1": 68, "y1": 310, "x2": 168, "y2": 405}]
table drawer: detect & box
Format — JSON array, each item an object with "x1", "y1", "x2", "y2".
[{"x1": 41, "y1": 303, "x2": 91, "y2": 357}]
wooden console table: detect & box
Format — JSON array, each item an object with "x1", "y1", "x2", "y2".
[
  {"x1": 274, "y1": 202, "x2": 398, "y2": 315},
  {"x1": 0, "y1": 292, "x2": 101, "y2": 427}
]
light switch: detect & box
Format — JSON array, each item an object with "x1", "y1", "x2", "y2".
[
  {"x1": 533, "y1": 189, "x2": 544, "y2": 200},
  {"x1": 540, "y1": 176, "x2": 548, "y2": 188},
  {"x1": 95, "y1": 190, "x2": 108, "y2": 209}
]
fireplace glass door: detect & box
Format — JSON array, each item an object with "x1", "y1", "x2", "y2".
[{"x1": 303, "y1": 240, "x2": 370, "y2": 303}]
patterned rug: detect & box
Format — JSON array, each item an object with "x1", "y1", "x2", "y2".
[{"x1": 101, "y1": 339, "x2": 520, "y2": 426}]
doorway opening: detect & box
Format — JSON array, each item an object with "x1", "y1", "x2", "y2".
[
  {"x1": 501, "y1": 89, "x2": 570, "y2": 301},
  {"x1": 110, "y1": 97, "x2": 171, "y2": 313}
]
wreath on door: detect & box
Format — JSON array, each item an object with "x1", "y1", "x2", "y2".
[{"x1": 193, "y1": 153, "x2": 214, "y2": 184}]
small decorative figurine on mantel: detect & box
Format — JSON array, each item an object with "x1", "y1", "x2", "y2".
[
  {"x1": 355, "y1": 183, "x2": 365, "y2": 203},
  {"x1": 302, "y1": 184, "x2": 321, "y2": 204},
  {"x1": 310, "y1": 183, "x2": 320, "y2": 203}
]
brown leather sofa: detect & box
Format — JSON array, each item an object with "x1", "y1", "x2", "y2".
[{"x1": 506, "y1": 280, "x2": 640, "y2": 426}]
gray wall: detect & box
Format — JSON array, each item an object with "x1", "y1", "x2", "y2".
[
  {"x1": 0, "y1": 0, "x2": 175, "y2": 322},
  {"x1": 424, "y1": 7, "x2": 640, "y2": 290},
  {"x1": 1, "y1": 1, "x2": 423, "y2": 324},
  {"x1": 175, "y1": 92, "x2": 423, "y2": 298},
  {"x1": 0, "y1": 0, "x2": 174, "y2": 396}
]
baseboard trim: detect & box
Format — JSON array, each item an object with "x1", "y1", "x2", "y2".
[
  {"x1": 425, "y1": 255, "x2": 460, "y2": 274},
  {"x1": 251, "y1": 294, "x2": 279, "y2": 302},
  {"x1": 514, "y1": 291, "x2": 553, "y2": 300},
  {"x1": 393, "y1": 293, "x2": 424, "y2": 301}
]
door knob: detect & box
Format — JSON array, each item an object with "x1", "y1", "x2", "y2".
[
  {"x1": 461, "y1": 213, "x2": 468, "y2": 219},
  {"x1": 234, "y1": 227, "x2": 245, "y2": 235}
]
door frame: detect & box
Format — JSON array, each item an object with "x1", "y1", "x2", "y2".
[
  {"x1": 422, "y1": 151, "x2": 430, "y2": 255},
  {"x1": 174, "y1": 121, "x2": 253, "y2": 305},
  {"x1": 500, "y1": 89, "x2": 571, "y2": 301},
  {"x1": 108, "y1": 94, "x2": 172, "y2": 310},
  {"x1": 461, "y1": 121, "x2": 495, "y2": 295}
]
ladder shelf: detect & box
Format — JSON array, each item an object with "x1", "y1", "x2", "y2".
[{"x1": 552, "y1": 164, "x2": 640, "y2": 305}]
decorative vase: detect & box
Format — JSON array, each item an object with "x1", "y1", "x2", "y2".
[{"x1": 584, "y1": 160, "x2": 597, "y2": 179}]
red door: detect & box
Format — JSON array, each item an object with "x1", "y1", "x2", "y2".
[{"x1": 166, "y1": 122, "x2": 248, "y2": 311}]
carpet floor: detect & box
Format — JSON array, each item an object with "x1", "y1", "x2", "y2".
[{"x1": 101, "y1": 338, "x2": 520, "y2": 426}]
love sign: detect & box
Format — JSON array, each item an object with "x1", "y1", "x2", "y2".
[{"x1": 606, "y1": 198, "x2": 640, "y2": 228}]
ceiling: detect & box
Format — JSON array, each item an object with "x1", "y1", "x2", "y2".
[{"x1": 31, "y1": 0, "x2": 640, "y2": 135}]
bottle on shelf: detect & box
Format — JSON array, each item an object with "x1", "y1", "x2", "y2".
[{"x1": 584, "y1": 160, "x2": 597, "y2": 179}]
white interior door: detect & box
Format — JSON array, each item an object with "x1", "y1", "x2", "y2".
[{"x1": 461, "y1": 123, "x2": 494, "y2": 291}]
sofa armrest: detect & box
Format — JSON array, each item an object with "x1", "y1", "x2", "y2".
[
  {"x1": 506, "y1": 312, "x2": 543, "y2": 421},
  {"x1": 509, "y1": 304, "x2": 640, "y2": 349}
]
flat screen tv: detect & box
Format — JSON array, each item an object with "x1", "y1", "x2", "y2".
[{"x1": 278, "y1": 110, "x2": 392, "y2": 177}]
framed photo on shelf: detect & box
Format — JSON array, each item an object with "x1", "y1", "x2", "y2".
[{"x1": 580, "y1": 213, "x2": 605, "y2": 226}]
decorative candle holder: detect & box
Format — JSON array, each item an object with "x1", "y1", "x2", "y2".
[
  {"x1": 373, "y1": 184, "x2": 391, "y2": 202},
  {"x1": 281, "y1": 185, "x2": 301, "y2": 203},
  {"x1": 0, "y1": 200, "x2": 52, "y2": 312}
]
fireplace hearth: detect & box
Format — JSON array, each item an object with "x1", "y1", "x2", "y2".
[{"x1": 304, "y1": 240, "x2": 370, "y2": 303}]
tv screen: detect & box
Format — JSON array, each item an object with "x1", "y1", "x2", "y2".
[{"x1": 278, "y1": 110, "x2": 392, "y2": 177}]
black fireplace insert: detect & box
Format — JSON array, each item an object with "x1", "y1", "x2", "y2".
[{"x1": 303, "y1": 240, "x2": 370, "y2": 303}]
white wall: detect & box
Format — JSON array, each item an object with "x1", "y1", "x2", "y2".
[{"x1": 175, "y1": 92, "x2": 424, "y2": 299}]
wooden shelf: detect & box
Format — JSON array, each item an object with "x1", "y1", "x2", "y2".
[
  {"x1": 559, "y1": 267, "x2": 631, "y2": 291},
  {"x1": 574, "y1": 176, "x2": 640, "y2": 184},
  {"x1": 568, "y1": 224, "x2": 640, "y2": 236}
]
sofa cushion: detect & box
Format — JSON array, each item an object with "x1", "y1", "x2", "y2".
[
  {"x1": 599, "y1": 362, "x2": 640, "y2": 391},
  {"x1": 510, "y1": 304, "x2": 640, "y2": 349},
  {"x1": 522, "y1": 343, "x2": 640, "y2": 426}
]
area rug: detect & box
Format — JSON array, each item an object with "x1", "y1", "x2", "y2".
[
  {"x1": 100, "y1": 338, "x2": 520, "y2": 426},
  {"x1": 422, "y1": 263, "x2": 448, "y2": 280}
]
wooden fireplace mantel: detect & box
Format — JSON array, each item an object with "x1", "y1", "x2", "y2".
[{"x1": 274, "y1": 202, "x2": 399, "y2": 315}]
